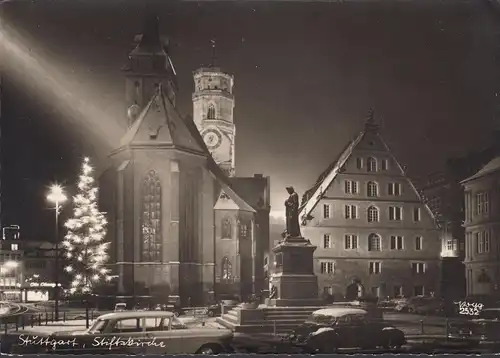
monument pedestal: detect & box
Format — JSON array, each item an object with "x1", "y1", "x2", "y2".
[{"x1": 269, "y1": 236, "x2": 321, "y2": 306}]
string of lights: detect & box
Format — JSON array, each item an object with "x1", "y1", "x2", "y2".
[{"x1": 62, "y1": 157, "x2": 112, "y2": 294}]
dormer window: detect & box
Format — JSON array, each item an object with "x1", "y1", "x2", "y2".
[{"x1": 207, "y1": 104, "x2": 216, "y2": 119}]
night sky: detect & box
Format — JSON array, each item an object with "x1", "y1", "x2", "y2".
[{"x1": 1, "y1": 0, "x2": 499, "y2": 240}]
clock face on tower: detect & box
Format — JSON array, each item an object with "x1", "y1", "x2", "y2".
[{"x1": 202, "y1": 129, "x2": 223, "y2": 149}]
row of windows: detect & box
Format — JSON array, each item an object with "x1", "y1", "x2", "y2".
[
  {"x1": 464, "y1": 191, "x2": 490, "y2": 222},
  {"x1": 323, "y1": 204, "x2": 421, "y2": 222},
  {"x1": 322, "y1": 285, "x2": 428, "y2": 298},
  {"x1": 345, "y1": 180, "x2": 402, "y2": 197},
  {"x1": 356, "y1": 157, "x2": 389, "y2": 173},
  {"x1": 221, "y1": 218, "x2": 250, "y2": 239},
  {"x1": 319, "y1": 261, "x2": 426, "y2": 275},
  {"x1": 322, "y1": 234, "x2": 423, "y2": 251}
]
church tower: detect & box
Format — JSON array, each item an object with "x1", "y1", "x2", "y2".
[
  {"x1": 192, "y1": 43, "x2": 236, "y2": 177},
  {"x1": 123, "y1": 13, "x2": 177, "y2": 127}
]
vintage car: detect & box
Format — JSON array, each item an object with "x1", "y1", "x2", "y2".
[
  {"x1": 289, "y1": 307, "x2": 406, "y2": 353},
  {"x1": 45, "y1": 311, "x2": 233, "y2": 354},
  {"x1": 448, "y1": 307, "x2": 500, "y2": 345}
]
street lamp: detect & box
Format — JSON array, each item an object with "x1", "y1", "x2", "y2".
[{"x1": 47, "y1": 184, "x2": 67, "y2": 321}]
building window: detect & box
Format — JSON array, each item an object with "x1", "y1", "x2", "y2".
[
  {"x1": 388, "y1": 183, "x2": 402, "y2": 196},
  {"x1": 10, "y1": 244, "x2": 18, "y2": 251},
  {"x1": 367, "y1": 157, "x2": 377, "y2": 172},
  {"x1": 356, "y1": 158, "x2": 363, "y2": 169},
  {"x1": 369, "y1": 261, "x2": 381, "y2": 274},
  {"x1": 414, "y1": 285, "x2": 424, "y2": 296},
  {"x1": 345, "y1": 234, "x2": 358, "y2": 249},
  {"x1": 390, "y1": 236, "x2": 404, "y2": 250},
  {"x1": 320, "y1": 261, "x2": 335, "y2": 274},
  {"x1": 323, "y1": 234, "x2": 332, "y2": 249},
  {"x1": 381, "y1": 159, "x2": 389, "y2": 171},
  {"x1": 477, "y1": 231, "x2": 490, "y2": 254},
  {"x1": 368, "y1": 233, "x2": 381, "y2": 251},
  {"x1": 344, "y1": 180, "x2": 358, "y2": 194},
  {"x1": 413, "y1": 207, "x2": 421, "y2": 222},
  {"x1": 141, "y1": 170, "x2": 162, "y2": 262},
  {"x1": 393, "y1": 285, "x2": 403, "y2": 297},
  {"x1": 221, "y1": 257, "x2": 232, "y2": 283},
  {"x1": 446, "y1": 239, "x2": 457, "y2": 251},
  {"x1": 239, "y1": 223, "x2": 248, "y2": 238},
  {"x1": 323, "y1": 286, "x2": 333, "y2": 295},
  {"x1": 207, "y1": 104, "x2": 216, "y2": 119},
  {"x1": 367, "y1": 181, "x2": 378, "y2": 197},
  {"x1": 389, "y1": 206, "x2": 403, "y2": 221},
  {"x1": 412, "y1": 262, "x2": 426, "y2": 274},
  {"x1": 221, "y1": 217, "x2": 232, "y2": 239},
  {"x1": 367, "y1": 206, "x2": 379, "y2": 223},
  {"x1": 475, "y1": 192, "x2": 489, "y2": 215},
  {"x1": 345, "y1": 205, "x2": 357, "y2": 219},
  {"x1": 415, "y1": 236, "x2": 423, "y2": 251},
  {"x1": 323, "y1": 204, "x2": 331, "y2": 219}
]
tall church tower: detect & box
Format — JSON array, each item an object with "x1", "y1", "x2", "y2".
[
  {"x1": 123, "y1": 14, "x2": 178, "y2": 127},
  {"x1": 192, "y1": 47, "x2": 236, "y2": 177}
]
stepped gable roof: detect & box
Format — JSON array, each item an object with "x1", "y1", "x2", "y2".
[
  {"x1": 117, "y1": 85, "x2": 206, "y2": 154},
  {"x1": 461, "y1": 156, "x2": 500, "y2": 184},
  {"x1": 229, "y1": 177, "x2": 269, "y2": 211},
  {"x1": 299, "y1": 112, "x2": 437, "y2": 226}
]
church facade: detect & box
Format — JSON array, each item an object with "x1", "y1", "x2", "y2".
[
  {"x1": 299, "y1": 111, "x2": 441, "y2": 300},
  {"x1": 101, "y1": 16, "x2": 270, "y2": 306}
]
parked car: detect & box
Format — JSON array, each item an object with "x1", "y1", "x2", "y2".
[
  {"x1": 288, "y1": 307, "x2": 406, "y2": 353},
  {"x1": 448, "y1": 308, "x2": 500, "y2": 346},
  {"x1": 153, "y1": 303, "x2": 183, "y2": 317},
  {"x1": 205, "y1": 303, "x2": 222, "y2": 317},
  {"x1": 45, "y1": 311, "x2": 234, "y2": 354},
  {"x1": 114, "y1": 303, "x2": 127, "y2": 312}
]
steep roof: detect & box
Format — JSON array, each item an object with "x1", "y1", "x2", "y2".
[
  {"x1": 117, "y1": 85, "x2": 206, "y2": 155},
  {"x1": 229, "y1": 177, "x2": 269, "y2": 211},
  {"x1": 299, "y1": 111, "x2": 437, "y2": 225},
  {"x1": 461, "y1": 156, "x2": 500, "y2": 183}
]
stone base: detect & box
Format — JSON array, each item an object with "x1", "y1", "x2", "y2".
[
  {"x1": 271, "y1": 274, "x2": 318, "y2": 301},
  {"x1": 267, "y1": 298, "x2": 323, "y2": 307}
]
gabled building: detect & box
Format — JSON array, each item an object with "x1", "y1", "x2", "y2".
[
  {"x1": 462, "y1": 156, "x2": 500, "y2": 297},
  {"x1": 100, "y1": 15, "x2": 269, "y2": 306},
  {"x1": 299, "y1": 111, "x2": 441, "y2": 300}
]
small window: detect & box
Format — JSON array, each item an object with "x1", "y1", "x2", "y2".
[
  {"x1": 356, "y1": 158, "x2": 363, "y2": 169},
  {"x1": 390, "y1": 236, "x2": 404, "y2": 250},
  {"x1": 345, "y1": 180, "x2": 358, "y2": 194},
  {"x1": 323, "y1": 286, "x2": 333, "y2": 295},
  {"x1": 415, "y1": 236, "x2": 423, "y2": 251},
  {"x1": 11, "y1": 244, "x2": 18, "y2": 251},
  {"x1": 345, "y1": 234, "x2": 358, "y2": 250},
  {"x1": 367, "y1": 206, "x2": 379, "y2": 223},
  {"x1": 207, "y1": 104, "x2": 216, "y2": 119},
  {"x1": 367, "y1": 157, "x2": 377, "y2": 172},
  {"x1": 412, "y1": 262, "x2": 426, "y2": 274},
  {"x1": 381, "y1": 159, "x2": 389, "y2": 171},
  {"x1": 345, "y1": 205, "x2": 357, "y2": 219},
  {"x1": 368, "y1": 234, "x2": 381, "y2": 251},
  {"x1": 388, "y1": 183, "x2": 402, "y2": 196},
  {"x1": 393, "y1": 285, "x2": 403, "y2": 297},
  {"x1": 323, "y1": 234, "x2": 331, "y2": 249},
  {"x1": 369, "y1": 262, "x2": 381, "y2": 274},
  {"x1": 323, "y1": 204, "x2": 331, "y2": 219},
  {"x1": 239, "y1": 224, "x2": 248, "y2": 238},
  {"x1": 413, "y1": 207, "x2": 421, "y2": 222},
  {"x1": 320, "y1": 261, "x2": 335, "y2": 274},
  {"x1": 389, "y1": 206, "x2": 403, "y2": 221},
  {"x1": 367, "y1": 182, "x2": 378, "y2": 197},
  {"x1": 413, "y1": 285, "x2": 424, "y2": 296}
]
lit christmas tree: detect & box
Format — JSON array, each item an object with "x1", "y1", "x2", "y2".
[{"x1": 63, "y1": 157, "x2": 112, "y2": 295}]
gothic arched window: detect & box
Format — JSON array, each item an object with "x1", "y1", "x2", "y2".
[
  {"x1": 368, "y1": 233, "x2": 381, "y2": 251},
  {"x1": 367, "y1": 181, "x2": 378, "y2": 197},
  {"x1": 221, "y1": 257, "x2": 232, "y2": 283},
  {"x1": 141, "y1": 170, "x2": 162, "y2": 262},
  {"x1": 207, "y1": 104, "x2": 216, "y2": 120},
  {"x1": 221, "y1": 217, "x2": 232, "y2": 239},
  {"x1": 367, "y1": 157, "x2": 378, "y2": 172},
  {"x1": 368, "y1": 206, "x2": 379, "y2": 223}
]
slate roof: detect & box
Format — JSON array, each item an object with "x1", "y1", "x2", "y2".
[
  {"x1": 229, "y1": 177, "x2": 269, "y2": 211},
  {"x1": 461, "y1": 156, "x2": 500, "y2": 183}
]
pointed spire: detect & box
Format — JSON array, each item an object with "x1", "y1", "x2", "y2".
[
  {"x1": 210, "y1": 38, "x2": 217, "y2": 68},
  {"x1": 364, "y1": 108, "x2": 380, "y2": 133},
  {"x1": 131, "y1": 11, "x2": 165, "y2": 56}
]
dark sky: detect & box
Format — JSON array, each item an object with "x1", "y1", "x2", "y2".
[{"x1": 1, "y1": 0, "x2": 499, "y2": 240}]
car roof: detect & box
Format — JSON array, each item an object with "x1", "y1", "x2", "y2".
[
  {"x1": 312, "y1": 308, "x2": 368, "y2": 317},
  {"x1": 97, "y1": 311, "x2": 175, "y2": 320}
]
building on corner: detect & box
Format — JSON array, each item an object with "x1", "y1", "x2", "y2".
[{"x1": 299, "y1": 110, "x2": 441, "y2": 300}]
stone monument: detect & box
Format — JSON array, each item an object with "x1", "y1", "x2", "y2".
[{"x1": 268, "y1": 186, "x2": 321, "y2": 306}]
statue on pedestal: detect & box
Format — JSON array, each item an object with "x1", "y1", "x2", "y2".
[{"x1": 284, "y1": 186, "x2": 301, "y2": 239}]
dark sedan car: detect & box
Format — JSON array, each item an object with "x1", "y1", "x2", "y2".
[{"x1": 289, "y1": 307, "x2": 406, "y2": 353}]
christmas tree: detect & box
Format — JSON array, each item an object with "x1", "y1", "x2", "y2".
[{"x1": 63, "y1": 157, "x2": 112, "y2": 294}]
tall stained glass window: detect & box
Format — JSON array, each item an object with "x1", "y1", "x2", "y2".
[{"x1": 142, "y1": 170, "x2": 162, "y2": 262}]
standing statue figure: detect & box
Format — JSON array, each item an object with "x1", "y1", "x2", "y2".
[{"x1": 284, "y1": 186, "x2": 302, "y2": 238}]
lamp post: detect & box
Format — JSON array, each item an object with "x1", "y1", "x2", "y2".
[{"x1": 47, "y1": 184, "x2": 67, "y2": 322}]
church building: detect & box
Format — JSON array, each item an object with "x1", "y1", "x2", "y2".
[
  {"x1": 299, "y1": 111, "x2": 441, "y2": 300},
  {"x1": 101, "y1": 15, "x2": 270, "y2": 306}
]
